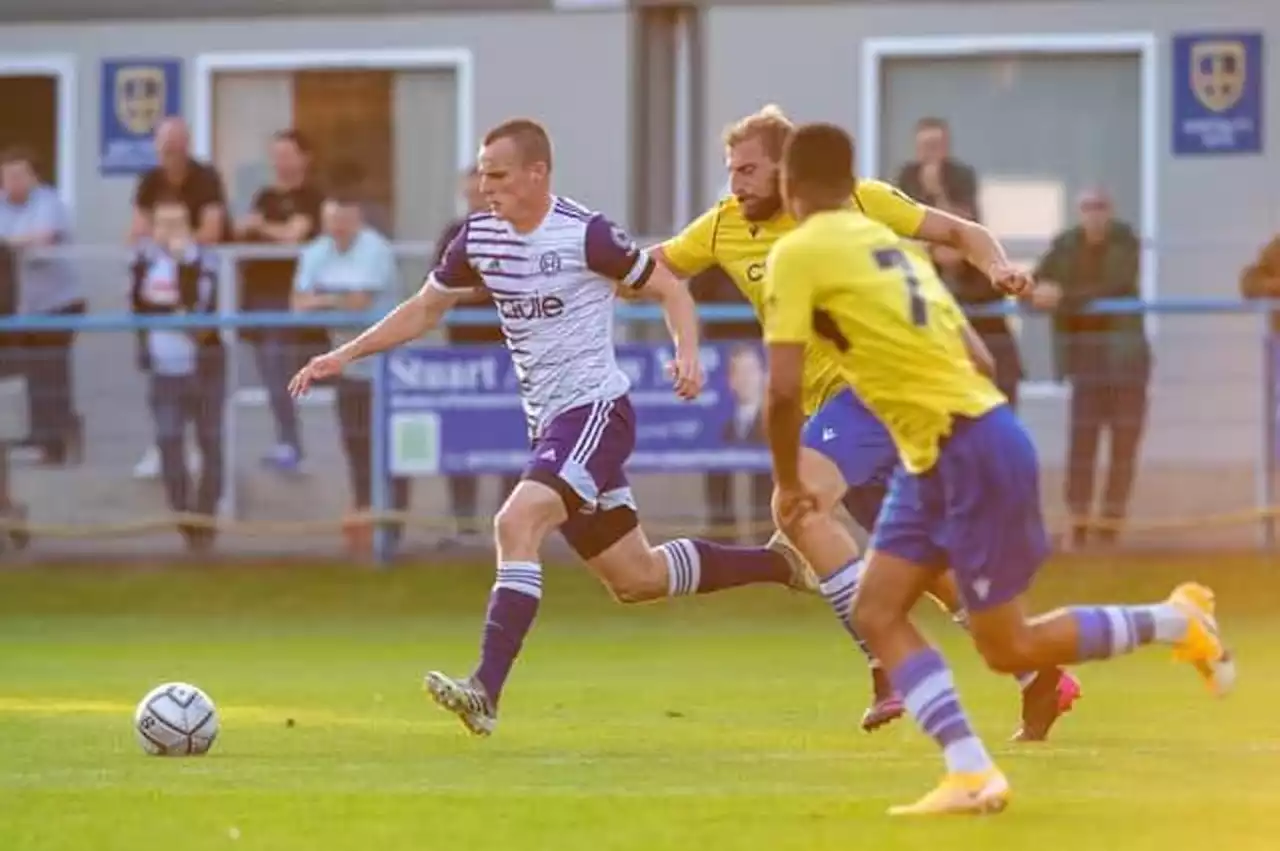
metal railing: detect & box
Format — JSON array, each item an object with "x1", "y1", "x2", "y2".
[{"x1": 0, "y1": 242, "x2": 1277, "y2": 560}]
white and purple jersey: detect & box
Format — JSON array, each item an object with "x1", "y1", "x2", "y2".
[{"x1": 426, "y1": 196, "x2": 655, "y2": 437}]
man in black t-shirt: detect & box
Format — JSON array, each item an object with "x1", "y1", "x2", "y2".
[
  {"x1": 237, "y1": 130, "x2": 323, "y2": 473},
  {"x1": 128, "y1": 117, "x2": 228, "y2": 482},
  {"x1": 130, "y1": 117, "x2": 228, "y2": 245}
]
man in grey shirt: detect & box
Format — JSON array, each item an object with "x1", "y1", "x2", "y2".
[{"x1": 0, "y1": 147, "x2": 82, "y2": 466}]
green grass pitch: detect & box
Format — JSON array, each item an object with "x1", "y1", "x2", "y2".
[{"x1": 0, "y1": 554, "x2": 1277, "y2": 850}]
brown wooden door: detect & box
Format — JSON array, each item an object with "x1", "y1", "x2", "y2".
[
  {"x1": 293, "y1": 70, "x2": 394, "y2": 230},
  {"x1": 0, "y1": 76, "x2": 59, "y2": 185}
]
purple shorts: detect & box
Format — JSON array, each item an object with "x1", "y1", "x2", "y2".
[{"x1": 523, "y1": 395, "x2": 637, "y2": 517}]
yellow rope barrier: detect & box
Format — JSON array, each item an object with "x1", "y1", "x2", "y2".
[{"x1": 0, "y1": 507, "x2": 1276, "y2": 540}]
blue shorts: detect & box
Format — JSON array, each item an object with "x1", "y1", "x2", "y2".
[
  {"x1": 802, "y1": 388, "x2": 898, "y2": 531},
  {"x1": 869, "y1": 404, "x2": 1050, "y2": 612}
]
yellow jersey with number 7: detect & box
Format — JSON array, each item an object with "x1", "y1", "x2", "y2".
[{"x1": 762, "y1": 207, "x2": 1005, "y2": 474}]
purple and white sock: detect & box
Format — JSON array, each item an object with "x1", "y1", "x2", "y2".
[
  {"x1": 472, "y1": 561, "x2": 542, "y2": 707},
  {"x1": 1070, "y1": 604, "x2": 1187, "y2": 661},
  {"x1": 890, "y1": 648, "x2": 994, "y2": 775},
  {"x1": 658, "y1": 538, "x2": 791, "y2": 596}
]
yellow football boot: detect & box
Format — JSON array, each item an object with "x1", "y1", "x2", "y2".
[
  {"x1": 1167, "y1": 582, "x2": 1236, "y2": 697},
  {"x1": 888, "y1": 769, "x2": 1010, "y2": 816}
]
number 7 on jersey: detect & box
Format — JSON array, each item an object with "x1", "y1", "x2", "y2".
[{"x1": 873, "y1": 247, "x2": 927, "y2": 327}]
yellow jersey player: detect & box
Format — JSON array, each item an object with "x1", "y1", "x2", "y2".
[
  {"x1": 763, "y1": 122, "x2": 1235, "y2": 816},
  {"x1": 653, "y1": 105, "x2": 1079, "y2": 741}
]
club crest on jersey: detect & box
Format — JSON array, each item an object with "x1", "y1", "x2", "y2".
[
  {"x1": 610, "y1": 224, "x2": 635, "y2": 252},
  {"x1": 538, "y1": 251, "x2": 562, "y2": 275},
  {"x1": 1191, "y1": 39, "x2": 1247, "y2": 113}
]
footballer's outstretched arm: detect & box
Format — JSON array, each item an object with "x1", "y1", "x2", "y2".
[
  {"x1": 914, "y1": 206, "x2": 1008, "y2": 278},
  {"x1": 336, "y1": 221, "x2": 485, "y2": 363},
  {"x1": 913, "y1": 207, "x2": 1032, "y2": 296},
  {"x1": 336, "y1": 280, "x2": 462, "y2": 364}
]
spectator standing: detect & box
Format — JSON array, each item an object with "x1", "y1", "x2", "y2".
[
  {"x1": 691, "y1": 265, "x2": 771, "y2": 543},
  {"x1": 129, "y1": 117, "x2": 228, "y2": 480},
  {"x1": 237, "y1": 129, "x2": 324, "y2": 474},
  {"x1": 0, "y1": 147, "x2": 83, "y2": 466},
  {"x1": 293, "y1": 194, "x2": 410, "y2": 556},
  {"x1": 895, "y1": 117, "x2": 979, "y2": 215},
  {"x1": 130, "y1": 118, "x2": 228, "y2": 244},
  {"x1": 438, "y1": 166, "x2": 519, "y2": 540},
  {"x1": 929, "y1": 202, "x2": 1023, "y2": 407},
  {"x1": 0, "y1": 238, "x2": 29, "y2": 550},
  {"x1": 130, "y1": 201, "x2": 224, "y2": 553},
  {"x1": 1033, "y1": 188, "x2": 1149, "y2": 547}
]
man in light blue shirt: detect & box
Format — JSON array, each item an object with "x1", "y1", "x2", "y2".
[
  {"x1": 0, "y1": 147, "x2": 82, "y2": 465},
  {"x1": 293, "y1": 193, "x2": 408, "y2": 555}
]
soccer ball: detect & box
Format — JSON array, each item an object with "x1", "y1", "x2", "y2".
[{"x1": 134, "y1": 682, "x2": 219, "y2": 756}]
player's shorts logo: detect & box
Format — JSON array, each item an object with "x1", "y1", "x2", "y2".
[
  {"x1": 746, "y1": 262, "x2": 765, "y2": 282},
  {"x1": 115, "y1": 65, "x2": 167, "y2": 136},
  {"x1": 538, "y1": 251, "x2": 562, "y2": 275},
  {"x1": 1191, "y1": 39, "x2": 1247, "y2": 113}
]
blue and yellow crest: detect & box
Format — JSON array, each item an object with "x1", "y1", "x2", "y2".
[
  {"x1": 114, "y1": 65, "x2": 167, "y2": 135},
  {"x1": 1190, "y1": 39, "x2": 1247, "y2": 113}
]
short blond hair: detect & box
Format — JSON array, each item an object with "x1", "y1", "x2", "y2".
[{"x1": 722, "y1": 104, "x2": 794, "y2": 160}]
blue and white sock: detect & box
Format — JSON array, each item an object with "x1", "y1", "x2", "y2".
[
  {"x1": 818, "y1": 559, "x2": 875, "y2": 663},
  {"x1": 1070, "y1": 603, "x2": 1188, "y2": 661},
  {"x1": 891, "y1": 648, "x2": 994, "y2": 775}
]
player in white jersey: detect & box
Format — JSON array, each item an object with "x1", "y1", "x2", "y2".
[{"x1": 290, "y1": 119, "x2": 818, "y2": 736}]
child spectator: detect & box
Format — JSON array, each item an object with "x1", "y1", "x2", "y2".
[{"x1": 130, "y1": 200, "x2": 225, "y2": 553}]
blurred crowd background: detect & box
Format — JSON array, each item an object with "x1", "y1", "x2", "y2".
[{"x1": 0, "y1": 0, "x2": 1278, "y2": 560}]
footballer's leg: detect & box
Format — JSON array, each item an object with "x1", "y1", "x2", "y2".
[
  {"x1": 818, "y1": 387, "x2": 1082, "y2": 740},
  {"x1": 851, "y1": 468, "x2": 1008, "y2": 816},
  {"x1": 425, "y1": 478, "x2": 565, "y2": 736},
  {"x1": 773, "y1": 438, "x2": 903, "y2": 688},
  {"x1": 575, "y1": 489, "x2": 817, "y2": 605},
  {"x1": 953, "y1": 406, "x2": 1232, "y2": 732},
  {"x1": 426, "y1": 398, "x2": 630, "y2": 736},
  {"x1": 797, "y1": 389, "x2": 908, "y2": 730},
  {"x1": 917, "y1": 565, "x2": 1082, "y2": 741}
]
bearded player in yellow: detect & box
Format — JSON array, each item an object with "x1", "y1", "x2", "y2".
[
  {"x1": 652, "y1": 105, "x2": 1079, "y2": 741},
  {"x1": 763, "y1": 122, "x2": 1235, "y2": 815}
]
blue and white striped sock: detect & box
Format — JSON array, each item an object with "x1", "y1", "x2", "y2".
[
  {"x1": 818, "y1": 559, "x2": 875, "y2": 663},
  {"x1": 1070, "y1": 604, "x2": 1185, "y2": 661},
  {"x1": 892, "y1": 648, "x2": 993, "y2": 774}
]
